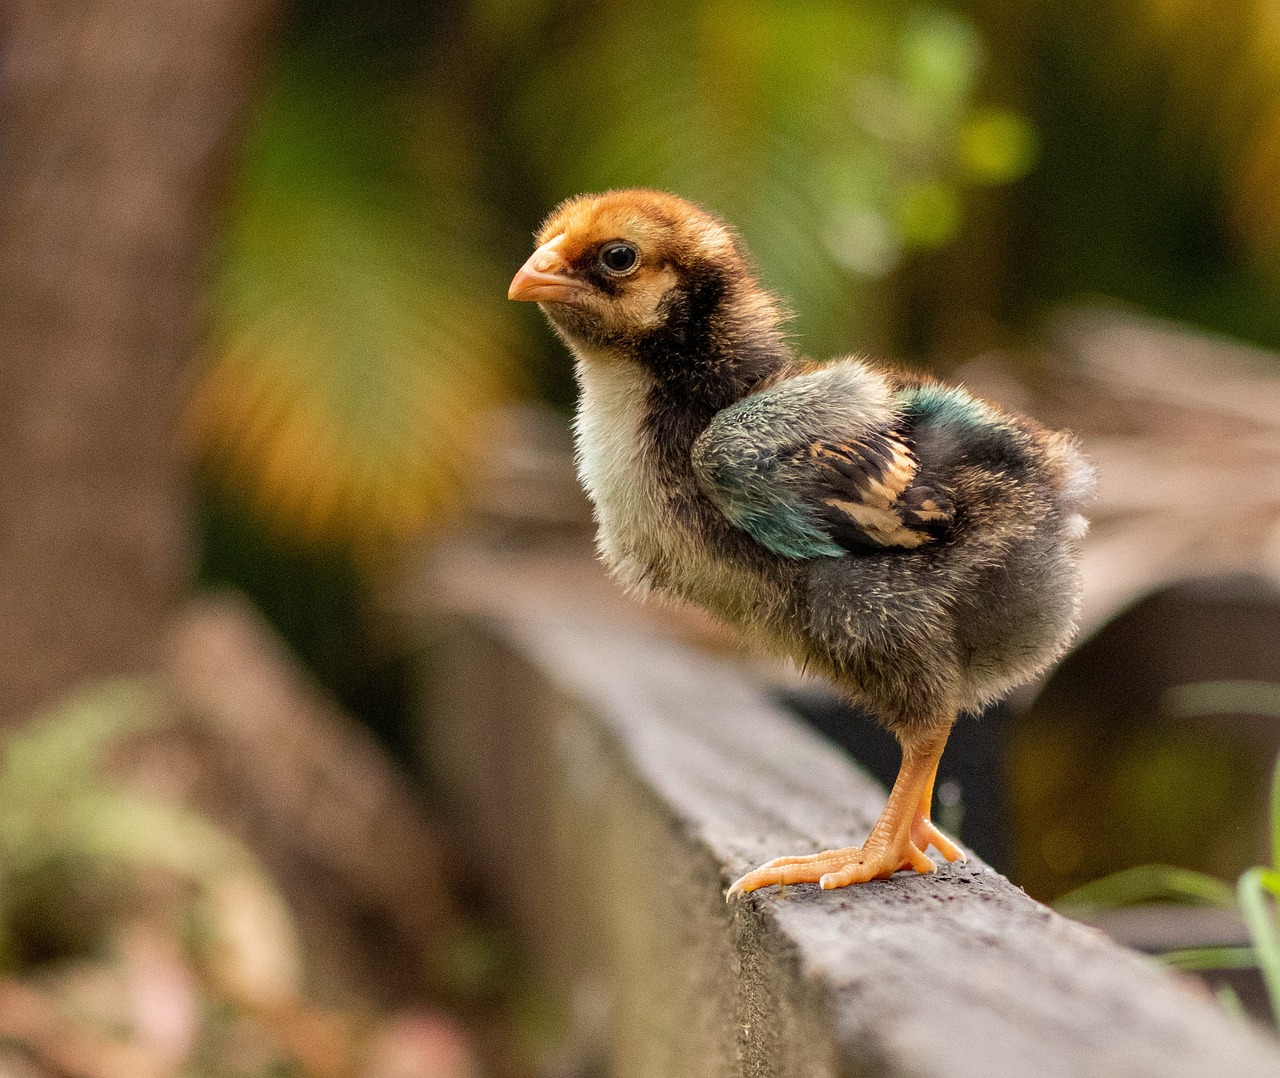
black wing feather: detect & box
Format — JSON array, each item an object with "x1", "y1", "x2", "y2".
[{"x1": 793, "y1": 430, "x2": 955, "y2": 552}]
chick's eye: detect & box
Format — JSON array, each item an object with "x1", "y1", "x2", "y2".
[{"x1": 598, "y1": 242, "x2": 639, "y2": 275}]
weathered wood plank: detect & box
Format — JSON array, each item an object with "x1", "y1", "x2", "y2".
[{"x1": 419, "y1": 542, "x2": 1280, "y2": 1078}]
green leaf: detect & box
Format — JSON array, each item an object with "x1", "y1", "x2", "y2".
[
  {"x1": 1163, "y1": 945, "x2": 1257, "y2": 971},
  {"x1": 1, "y1": 679, "x2": 163, "y2": 801},
  {"x1": 1217, "y1": 984, "x2": 1249, "y2": 1025},
  {"x1": 67, "y1": 792, "x2": 255, "y2": 885},
  {"x1": 1238, "y1": 867, "x2": 1280, "y2": 1030},
  {"x1": 1055, "y1": 863, "x2": 1238, "y2": 912}
]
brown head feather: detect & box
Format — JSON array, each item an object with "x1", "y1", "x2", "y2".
[{"x1": 527, "y1": 189, "x2": 788, "y2": 360}]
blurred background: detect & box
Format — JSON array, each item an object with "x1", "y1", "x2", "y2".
[{"x1": 2, "y1": 0, "x2": 1280, "y2": 1073}]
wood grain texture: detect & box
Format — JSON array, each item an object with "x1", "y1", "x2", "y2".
[{"x1": 421, "y1": 541, "x2": 1280, "y2": 1078}]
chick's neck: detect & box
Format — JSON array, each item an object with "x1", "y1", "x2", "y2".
[
  {"x1": 633, "y1": 269, "x2": 792, "y2": 480},
  {"x1": 651, "y1": 269, "x2": 789, "y2": 401}
]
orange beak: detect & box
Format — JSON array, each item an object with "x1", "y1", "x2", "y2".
[{"x1": 508, "y1": 235, "x2": 581, "y2": 302}]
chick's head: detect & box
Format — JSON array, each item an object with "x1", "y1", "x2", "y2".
[{"x1": 509, "y1": 189, "x2": 767, "y2": 352}]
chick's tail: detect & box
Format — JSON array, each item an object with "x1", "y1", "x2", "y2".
[{"x1": 1043, "y1": 429, "x2": 1097, "y2": 540}]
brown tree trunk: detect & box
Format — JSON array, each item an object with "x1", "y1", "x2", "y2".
[{"x1": 0, "y1": 0, "x2": 281, "y2": 723}]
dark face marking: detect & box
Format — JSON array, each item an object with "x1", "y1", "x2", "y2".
[
  {"x1": 567, "y1": 244, "x2": 625, "y2": 296},
  {"x1": 634, "y1": 261, "x2": 790, "y2": 491}
]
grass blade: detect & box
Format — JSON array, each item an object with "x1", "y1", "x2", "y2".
[
  {"x1": 1056, "y1": 864, "x2": 1237, "y2": 912},
  {"x1": 1162, "y1": 946, "x2": 1257, "y2": 971},
  {"x1": 1238, "y1": 867, "x2": 1280, "y2": 1030}
]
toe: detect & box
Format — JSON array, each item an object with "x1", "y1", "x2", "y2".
[
  {"x1": 819, "y1": 863, "x2": 870, "y2": 889},
  {"x1": 728, "y1": 845, "x2": 862, "y2": 897},
  {"x1": 912, "y1": 818, "x2": 966, "y2": 863},
  {"x1": 903, "y1": 841, "x2": 936, "y2": 874},
  {"x1": 758, "y1": 853, "x2": 822, "y2": 870}
]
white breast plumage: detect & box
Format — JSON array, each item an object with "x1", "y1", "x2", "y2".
[
  {"x1": 569, "y1": 347, "x2": 804, "y2": 657},
  {"x1": 571, "y1": 350, "x2": 679, "y2": 594}
]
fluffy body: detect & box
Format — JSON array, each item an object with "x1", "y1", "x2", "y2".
[{"x1": 523, "y1": 189, "x2": 1094, "y2": 741}]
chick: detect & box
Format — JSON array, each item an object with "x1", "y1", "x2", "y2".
[{"x1": 509, "y1": 190, "x2": 1094, "y2": 894}]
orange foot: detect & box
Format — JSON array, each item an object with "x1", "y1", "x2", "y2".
[
  {"x1": 726, "y1": 836, "x2": 936, "y2": 896},
  {"x1": 727, "y1": 726, "x2": 967, "y2": 897},
  {"x1": 912, "y1": 814, "x2": 966, "y2": 864}
]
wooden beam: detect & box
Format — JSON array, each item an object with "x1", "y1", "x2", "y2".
[{"x1": 419, "y1": 541, "x2": 1280, "y2": 1077}]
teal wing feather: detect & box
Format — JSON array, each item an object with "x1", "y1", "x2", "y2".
[{"x1": 691, "y1": 365, "x2": 954, "y2": 559}]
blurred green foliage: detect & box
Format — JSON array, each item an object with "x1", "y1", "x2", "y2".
[
  {"x1": 195, "y1": 56, "x2": 517, "y2": 563},
  {"x1": 501, "y1": 0, "x2": 1031, "y2": 355},
  {"x1": 1010, "y1": 703, "x2": 1262, "y2": 901},
  {"x1": 968, "y1": 0, "x2": 1280, "y2": 350}
]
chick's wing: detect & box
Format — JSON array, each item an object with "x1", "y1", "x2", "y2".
[
  {"x1": 804, "y1": 433, "x2": 953, "y2": 551},
  {"x1": 691, "y1": 360, "x2": 953, "y2": 558}
]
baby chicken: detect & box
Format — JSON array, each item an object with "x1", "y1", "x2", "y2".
[{"x1": 509, "y1": 190, "x2": 1093, "y2": 895}]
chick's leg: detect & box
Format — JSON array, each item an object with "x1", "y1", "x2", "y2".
[
  {"x1": 910, "y1": 757, "x2": 966, "y2": 864},
  {"x1": 727, "y1": 725, "x2": 954, "y2": 896}
]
